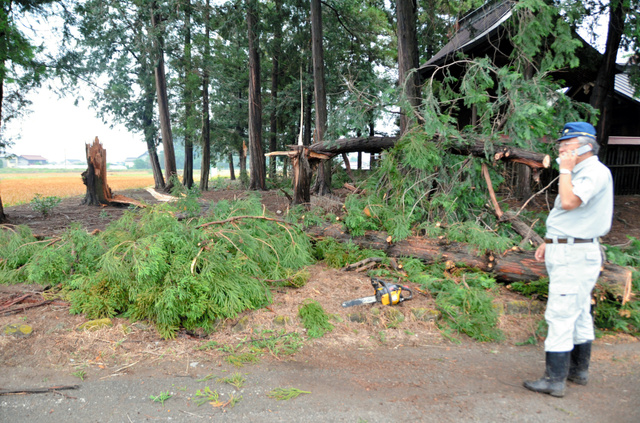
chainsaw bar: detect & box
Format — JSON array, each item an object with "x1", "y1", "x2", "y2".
[{"x1": 341, "y1": 296, "x2": 377, "y2": 308}]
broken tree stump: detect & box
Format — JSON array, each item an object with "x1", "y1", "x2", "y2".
[
  {"x1": 81, "y1": 137, "x2": 145, "y2": 208},
  {"x1": 306, "y1": 224, "x2": 633, "y2": 304},
  {"x1": 81, "y1": 137, "x2": 112, "y2": 206}
]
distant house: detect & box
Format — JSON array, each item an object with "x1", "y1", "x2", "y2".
[
  {"x1": 17, "y1": 155, "x2": 48, "y2": 166},
  {"x1": 124, "y1": 151, "x2": 149, "y2": 168}
]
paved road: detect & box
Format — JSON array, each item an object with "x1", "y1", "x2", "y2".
[{"x1": 1, "y1": 341, "x2": 639, "y2": 422}]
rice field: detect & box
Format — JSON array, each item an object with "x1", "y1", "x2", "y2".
[{"x1": 0, "y1": 171, "x2": 156, "y2": 207}]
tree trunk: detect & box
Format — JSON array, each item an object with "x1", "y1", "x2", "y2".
[
  {"x1": 239, "y1": 143, "x2": 247, "y2": 182},
  {"x1": 247, "y1": 1, "x2": 266, "y2": 190},
  {"x1": 590, "y1": 1, "x2": 626, "y2": 151},
  {"x1": 81, "y1": 137, "x2": 113, "y2": 206},
  {"x1": 142, "y1": 74, "x2": 165, "y2": 190},
  {"x1": 200, "y1": 0, "x2": 211, "y2": 191},
  {"x1": 310, "y1": 0, "x2": 330, "y2": 195},
  {"x1": 515, "y1": 165, "x2": 532, "y2": 200},
  {"x1": 307, "y1": 224, "x2": 633, "y2": 304},
  {"x1": 0, "y1": 193, "x2": 6, "y2": 223},
  {"x1": 310, "y1": 136, "x2": 397, "y2": 156},
  {"x1": 0, "y1": 58, "x2": 4, "y2": 135},
  {"x1": 228, "y1": 152, "x2": 236, "y2": 180},
  {"x1": 268, "y1": 0, "x2": 282, "y2": 180},
  {"x1": 151, "y1": 1, "x2": 178, "y2": 190},
  {"x1": 396, "y1": 0, "x2": 421, "y2": 135},
  {"x1": 182, "y1": 0, "x2": 194, "y2": 189}
]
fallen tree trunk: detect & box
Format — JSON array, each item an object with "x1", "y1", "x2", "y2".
[
  {"x1": 307, "y1": 224, "x2": 633, "y2": 304},
  {"x1": 268, "y1": 135, "x2": 551, "y2": 206}
]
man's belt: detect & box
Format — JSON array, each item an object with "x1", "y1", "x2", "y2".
[{"x1": 544, "y1": 237, "x2": 598, "y2": 244}]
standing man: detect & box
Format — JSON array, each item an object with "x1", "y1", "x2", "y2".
[{"x1": 524, "y1": 122, "x2": 614, "y2": 397}]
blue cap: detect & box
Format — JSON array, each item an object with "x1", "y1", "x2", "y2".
[{"x1": 557, "y1": 122, "x2": 596, "y2": 142}]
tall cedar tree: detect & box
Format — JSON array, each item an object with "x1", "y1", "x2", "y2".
[
  {"x1": 150, "y1": 0, "x2": 178, "y2": 190},
  {"x1": 396, "y1": 0, "x2": 420, "y2": 135},
  {"x1": 247, "y1": 0, "x2": 266, "y2": 190},
  {"x1": 310, "y1": 0, "x2": 330, "y2": 195},
  {"x1": 182, "y1": 0, "x2": 195, "y2": 189},
  {"x1": 200, "y1": 0, "x2": 211, "y2": 191}
]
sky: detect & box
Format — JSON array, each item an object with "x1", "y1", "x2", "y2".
[{"x1": 3, "y1": 88, "x2": 147, "y2": 164}]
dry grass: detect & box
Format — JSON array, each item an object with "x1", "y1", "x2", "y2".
[{"x1": 0, "y1": 171, "x2": 155, "y2": 206}]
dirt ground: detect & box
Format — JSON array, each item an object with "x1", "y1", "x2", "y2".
[{"x1": 1, "y1": 188, "x2": 639, "y2": 422}]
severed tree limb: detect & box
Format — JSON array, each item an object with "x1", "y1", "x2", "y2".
[
  {"x1": 341, "y1": 257, "x2": 383, "y2": 271},
  {"x1": 481, "y1": 163, "x2": 544, "y2": 246},
  {"x1": 0, "y1": 385, "x2": 80, "y2": 396},
  {"x1": 1, "y1": 300, "x2": 54, "y2": 316},
  {"x1": 481, "y1": 163, "x2": 504, "y2": 219}
]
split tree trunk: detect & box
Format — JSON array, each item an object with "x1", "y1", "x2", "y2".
[
  {"x1": 81, "y1": 137, "x2": 112, "y2": 206},
  {"x1": 81, "y1": 138, "x2": 145, "y2": 208},
  {"x1": 291, "y1": 146, "x2": 312, "y2": 205},
  {"x1": 307, "y1": 224, "x2": 633, "y2": 304}
]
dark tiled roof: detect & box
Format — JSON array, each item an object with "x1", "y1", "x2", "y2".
[
  {"x1": 419, "y1": 0, "x2": 513, "y2": 72},
  {"x1": 615, "y1": 73, "x2": 640, "y2": 101}
]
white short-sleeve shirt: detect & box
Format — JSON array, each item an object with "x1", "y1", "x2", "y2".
[{"x1": 545, "y1": 156, "x2": 614, "y2": 239}]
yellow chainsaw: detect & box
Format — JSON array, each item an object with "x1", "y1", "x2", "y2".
[{"x1": 342, "y1": 277, "x2": 413, "y2": 308}]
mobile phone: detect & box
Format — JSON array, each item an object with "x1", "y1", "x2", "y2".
[{"x1": 556, "y1": 144, "x2": 593, "y2": 164}]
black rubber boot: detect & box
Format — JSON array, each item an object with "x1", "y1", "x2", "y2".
[
  {"x1": 568, "y1": 342, "x2": 592, "y2": 385},
  {"x1": 523, "y1": 351, "x2": 571, "y2": 397}
]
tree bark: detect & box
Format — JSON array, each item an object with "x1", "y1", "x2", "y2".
[
  {"x1": 151, "y1": 1, "x2": 178, "y2": 190},
  {"x1": 199, "y1": 0, "x2": 211, "y2": 191},
  {"x1": 247, "y1": 1, "x2": 266, "y2": 190},
  {"x1": 307, "y1": 224, "x2": 633, "y2": 304},
  {"x1": 310, "y1": 0, "x2": 330, "y2": 195},
  {"x1": 396, "y1": 0, "x2": 421, "y2": 135},
  {"x1": 590, "y1": 1, "x2": 626, "y2": 150}
]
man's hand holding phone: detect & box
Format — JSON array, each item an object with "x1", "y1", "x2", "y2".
[{"x1": 556, "y1": 144, "x2": 592, "y2": 171}]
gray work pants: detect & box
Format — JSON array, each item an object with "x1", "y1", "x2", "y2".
[{"x1": 544, "y1": 242, "x2": 602, "y2": 352}]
